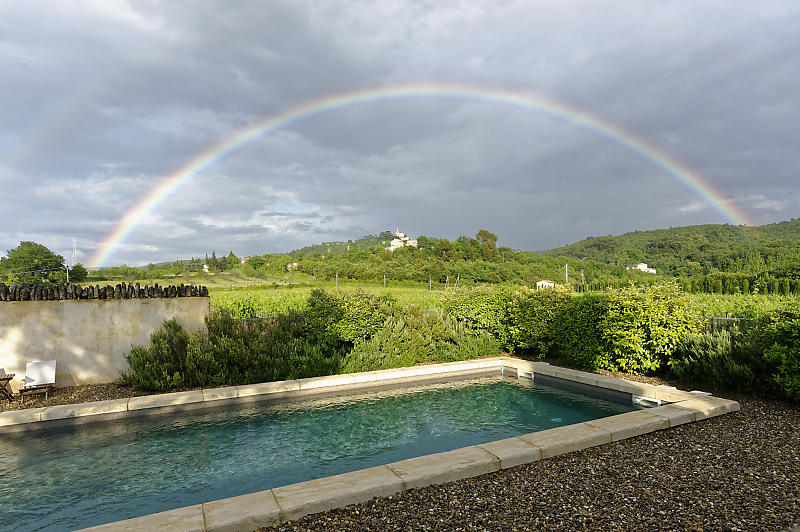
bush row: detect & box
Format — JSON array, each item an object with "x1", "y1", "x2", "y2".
[
  {"x1": 444, "y1": 282, "x2": 701, "y2": 373},
  {"x1": 123, "y1": 284, "x2": 799, "y2": 401},
  {"x1": 122, "y1": 289, "x2": 500, "y2": 391}
]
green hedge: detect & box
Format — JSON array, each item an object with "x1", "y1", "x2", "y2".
[
  {"x1": 444, "y1": 285, "x2": 572, "y2": 355},
  {"x1": 341, "y1": 306, "x2": 501, "y2": 372},
  {"x1": 305, "y1": 288, "x2": 391, "y2": 343},
  {"x1": 121, "y1": 284, "x2": 799, "y2": 401},
  {"x1": 600, "y1": 283, "x2": 702, "y2": 373},
  {"x1": 550, "y1": 293, "x2": 612, "y2": 370}
]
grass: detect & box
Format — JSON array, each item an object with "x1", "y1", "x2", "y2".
[{"x1": 211, "y1": 281, "x2": 447, "y2": 315}]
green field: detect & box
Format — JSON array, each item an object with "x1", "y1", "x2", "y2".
[
  {"x1": 210, "y1": 281, "x2": 446, "y2": 315},
  {"x1": 688, "y1": 293, "x2": 795, "y2": 319}
]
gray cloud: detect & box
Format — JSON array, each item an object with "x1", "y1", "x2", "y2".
[{"x1": 0, "y1": 0, "x2": 798, "y2": 265}]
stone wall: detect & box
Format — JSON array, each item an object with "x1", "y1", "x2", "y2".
[
  {"x1": 0, "y1": 281, "x2": 208, "y2": 301},
  {"x1": 0, "y1": 292, "x2": 209, "y2": 391}
]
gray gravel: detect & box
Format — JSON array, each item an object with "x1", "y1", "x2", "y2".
[{"x1": 266, "y1": 395, "x2": 800, "y2": 531}]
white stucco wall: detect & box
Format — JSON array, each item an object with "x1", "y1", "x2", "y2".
[{"x1": 0, "y1": 298, "x2": 209, "y2": 390}]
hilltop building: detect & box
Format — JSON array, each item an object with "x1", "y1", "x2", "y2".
[
  {"x1": 536, "y1": 279, "x2": 555, "y2": 289},
  {"x1": 627, "y1": 262, "x2": 657, "y2": 274},
  {"x1": 385, "y1": 229, "x2": 418, "y2": 251}
]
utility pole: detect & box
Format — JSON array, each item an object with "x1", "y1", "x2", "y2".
[
  {"x1": 581, "y1": 269, "x2": 585, "y2": 291},
  {"x1": 335, "y1": 271, "x2": 338, "y2": 288},
  {"x1": 429, "y1": 275, "x2": 432, "y2": 291},
  {"x1": 565, "y1": 263, "x2": 569, "y2": 284},
  {"x1": 383, "y1": 273, "x2": 386, "y2": 288}
]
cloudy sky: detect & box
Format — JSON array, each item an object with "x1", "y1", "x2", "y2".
[{"x1": 1, "y1": 1, "x2": 798, "y2": 266}]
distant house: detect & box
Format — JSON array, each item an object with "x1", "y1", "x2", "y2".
[
  {"x1": 385, "y1": 229, "x2": 419, "y2": 251},
  {"x1": 202, "y1": 264, "x2": 209, "y2": 273},
  {"x1": 240, "y1": 256, "x2": 251, "y2": 264},
  {"x1": 627, "y1": 262, "x2": 657, "y2": 274},
  {"x1": 536, "y1": 280, "x2": 555, "y2": 289},
  {"x1": 286, "y1": 262, "x2": 299, "y2": 271}
]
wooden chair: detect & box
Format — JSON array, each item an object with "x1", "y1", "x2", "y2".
[
  {"x1": 19, "y1": 360, "x2": 56, "y2": 403},
  {"x1": 0, "y1": 369, "x2": 15, "y2": 401}
]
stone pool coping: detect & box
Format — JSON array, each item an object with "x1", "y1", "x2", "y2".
[
  {"x1": 3, "y1": 357, "x2": 738, "y2": 531},
  {"x1": 0, "y1": 359, "x2": 506, "y2": 431}
]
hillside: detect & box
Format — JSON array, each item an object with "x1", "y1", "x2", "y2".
[
  {"x1": 288, "y1": 232, "x2": 394, "y2": 258},
  {"x1": 539, "y1": 218, "x2": 800, "y2": 279}
]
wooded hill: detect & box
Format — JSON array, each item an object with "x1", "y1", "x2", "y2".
[
  {"x1": 89, "y1": 218, "x2": 800, "y2": 295},
  {"x1": 540, "y1": 218, "x2": 800, "y2": 281},
  {"x1": 280, "y1": 218, "x2": 800, "y2": 294},
  {"x1": 288, "y1": 232, "x2": 394, "y2": 258}
]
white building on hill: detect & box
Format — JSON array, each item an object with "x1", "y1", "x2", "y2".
[
  {"x1": 627, "y1": 262, "x2": 657, "y2": 274},
  {"x1": 536, "y1": 279, "x2": 555, "y2": 288},
  {"x1": 385, "y1": 229, "x2": 418, "y2": 251}
]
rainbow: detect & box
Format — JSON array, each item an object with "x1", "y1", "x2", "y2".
[{"x1": 88, "y1": 82, "x2": 751, "y2": 268}]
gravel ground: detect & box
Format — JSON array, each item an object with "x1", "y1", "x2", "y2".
[{"x1": 266, "y1": 394, "x2": 800, "y2": 532}]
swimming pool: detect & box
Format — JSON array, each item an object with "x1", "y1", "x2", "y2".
[{"x1": 0, "y1": 373, "x2": 640, "y2": 531}]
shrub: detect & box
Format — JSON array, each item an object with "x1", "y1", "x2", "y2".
[
  {"x1": 341, "y1": 306, "x2": 501, "y2": 372},
  {"x1": 601, "y1": 282, "x2": 702, "y2": 373},
  {"x1": 306, "y1": 288, "x2": 391, "y2": 343},
  {"x1": 122, "y1": 309, "x2": 347, "y2": 391},
  {"x1": 757, "y1": 301, "x2": 800, "y2": 401},
  {"x1": 120, "y1": 319, "x2": 190, "y2": 391},
  {"x1": 229, "y1": 297, "x2": 260, "y2": 319},
  {"x1": 551, "y1": 293, "x2": 612, "y2": 369},
  {"x1": 444, "y1": 285, "x2": 573, "y2": 355},
  {"x1": 443, "y1": 285, "x2": 516, "y2": 338},
  {"x1": 502, "y1": 287, "x2": 574, "y2": 355},
  {"x1": 668, "y1": 328, "x2": 761, "y2": 393}
]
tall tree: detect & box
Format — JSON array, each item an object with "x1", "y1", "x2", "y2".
[
  {"x1": 476, "y1": 229, "x2": 499, "y2": 261},
  {"x1": 0, "y1": 241, "x2": 65, "y2": 284}
]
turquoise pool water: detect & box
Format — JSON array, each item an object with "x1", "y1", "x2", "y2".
[{"x1": 0, "y1": 375, "x2": 638, "y2": 530}]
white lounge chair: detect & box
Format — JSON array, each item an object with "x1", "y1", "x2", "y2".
[{"x1": 20, "y1": 360, "x2": 56, "y2": 403}]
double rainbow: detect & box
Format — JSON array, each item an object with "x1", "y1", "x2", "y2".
[{"x1": 88, "y1": 82, "x2": 750, "y2": 268}]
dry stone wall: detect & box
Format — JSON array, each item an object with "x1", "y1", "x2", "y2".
[{"x1": 0, "y1": 282, "x2": 208, "y2": 302}]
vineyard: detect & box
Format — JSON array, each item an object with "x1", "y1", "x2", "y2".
[{"x1": 209, "y1": 281, "x2": 797, "y2": 319}]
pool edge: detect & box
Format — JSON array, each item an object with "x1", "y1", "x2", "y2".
[
  {"x1": 0, "y1": 358, "x2": 503, "y2": 432},
  {"x1": 71, "y1": 358, "x2": 740, "y2": 532}
]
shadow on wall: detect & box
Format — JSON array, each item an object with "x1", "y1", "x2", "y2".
[{"x1": 0, "y1": 298, "x2": 209, "y2": 391}]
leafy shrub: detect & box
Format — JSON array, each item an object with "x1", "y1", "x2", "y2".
[
  {"x1": 306, "y1": 288, "x2": 391, "y2": 343},
  {"x1": 601, "y1": 282, "x2": 702, "y2": 373},
  {"x1": 502, "y1": 287, "x2": 574, "y2": 355},
  {"x1": 229, "y1": 297, "x2": 260, "y2": 319},
  {"x1": 757, "y1": 300, "x2": 800, "y2": 401},
  {"x1": 341, "y1": 306, "x2": 501, "y2": 372},
  {"x1": 444, "y1": 285, "x2": 573, "y2": 355},
  {"x1": 551, "y1": 293, "x2": 612, "y2": 369},
  {"x1": 443, "y1": 285, "x2": 515, "y2": 337}
]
